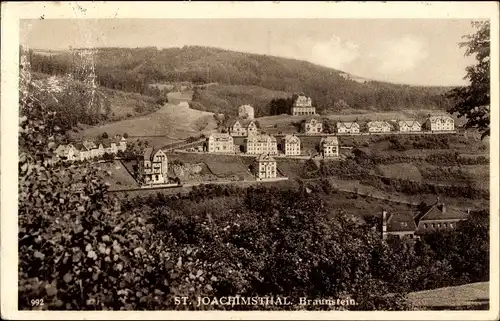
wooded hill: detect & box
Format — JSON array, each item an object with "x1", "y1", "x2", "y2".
[{"x1": 28, "y1": 46, "x2": 454, "y2": 116}]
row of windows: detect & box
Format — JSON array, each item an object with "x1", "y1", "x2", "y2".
[{"x1": 423, "y1": 222, "x2": 454, "y2": 229}]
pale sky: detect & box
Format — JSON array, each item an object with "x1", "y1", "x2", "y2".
[{"x1": 20, "y1": 19, "x2": 481, "y2": 86}]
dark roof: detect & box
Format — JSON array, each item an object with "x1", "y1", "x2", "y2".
[
  {"x1": 73, "y1": 142, "x2": 87, "y2": 151},
  {"x1": 386, "y1": 212, "x2": 417, "y2": 232},
  {"x1": 420, "y1": 204, "x2": 468, "y2": 221}
]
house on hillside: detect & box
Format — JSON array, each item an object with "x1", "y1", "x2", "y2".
[
  {"x1": 253, "y1": 154, "x2": 277, "y2": 180},
  {"x1": 367, "y1": 121, "x2": 391, "y2": 133},
  {"x1": 302, "y1": 115, "x2": 323, "y2": 135},
  {"x1": 415, "y1": 199, "x2": 468, "y2": 234},
  {"x1": 281, "y1": 134, "x2": 301, "y2": 156},
  {"x1": 207, "y1": 133, "x2": 235, "y2": 153},
  {"x1": 336, "y1": 121, "x2": 360, "y2": 134},
  {"x1": 227, "y1": 118, "x2": 258, "y2": 137},
  {"x1": 423, "y1": 115, "x2": 455, "y2": 132},
  {"x1": 382, "y1": 210, "x2": 418, "y2": 240},
  {"x1": 238, "y1": 104, "x2": 255, "y2": 120},
  {"x1": 380, "y1": 198, "x2": 469, "y2": 240},
  {"x1": 291, "y1": 93, "x2": 316, "y2": 116},
  {"x1": 138, "y1": 148, "x2": 169, "y2": 185},
  {"x1": 244, "y1": 134, "x2": 278, "y2": 155},
  {"x1": 397, "y1": 120, "x2": 422, "y2": 132},
  {"x1": 319, "y1": 136, "x2": 339, "y2": 158}
]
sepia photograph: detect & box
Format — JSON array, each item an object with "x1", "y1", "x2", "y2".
[{"x1": 1, "y1": 1, "x2": 499, "y2": 320}]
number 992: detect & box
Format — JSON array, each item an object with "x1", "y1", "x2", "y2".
[{"x1": 31, "y1": 299, "x2": 44, "y2": 307}]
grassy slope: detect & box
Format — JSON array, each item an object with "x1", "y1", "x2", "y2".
[
  {"x1": 408, "y1": 282, "x2": 489, "y2": 310},
  {"x1": 78, "y1": 91, "x2": 218, "y2": 146}
]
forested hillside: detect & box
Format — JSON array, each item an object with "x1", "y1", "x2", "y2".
[{"x1": 28, "y1": 46, "x2": 453, "y2": 115}]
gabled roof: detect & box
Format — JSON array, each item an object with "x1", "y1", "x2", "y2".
[
  {"x1": 73, "y1": 142, "x2": 87, "y2": 151},
  {"x1": 368, "y1": 120, "x2": 390, "y2": 127},
  {"x1": 428, "y1": 115, "x2": 454, "y2": 121},
  {"x1": 337, "y1": 121, "x2": 359, "y2": 129},
  {"x1": 256, "y1": 154, "x2": 276, "y2": 162},
  {"x1": 398, "y1": 120, "x2": 421, "y2": 127},
  {"x1": 228, "y1": 118, "x2": 255, "y2": 128},
  {"x1": 320, "y1": 136, "x2": 339, "y2": 144},
  {"x1": 283, "y1": 134, "x2": 300, "y2": 142},
  {"x1": 143, "y1": 147, "x2": 154, "y2": 161},
  {"x1": 208, "y1": 133, "x2": 233, "y2": 142},
  {"x1": 386, "y1": 212, "x2": 418, "y2": 232},
  {"x1": 420, "y1": 203, "x2": 468, "y2": 221}
]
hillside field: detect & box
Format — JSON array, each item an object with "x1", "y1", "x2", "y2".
[
  {"x1": 78, "y1": 100, "x2": 218, "y2": 146},
  {"x1": 408, "y1": 282, "x2": 489, "y2": 310}
]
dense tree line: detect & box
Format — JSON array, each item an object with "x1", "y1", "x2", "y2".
[{"x1": 27, "y1": 46, "x2": 453, "y2": 115}]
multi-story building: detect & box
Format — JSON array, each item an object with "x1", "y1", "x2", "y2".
[
  {"x1": 415, "y1": 200, "x2": 468, "y2": 234},
  {"x1": 291, "y1": 94, "x2": 316, "y2": 116},
  {"x1": 381, "y1": 198, "x2": 469, "y2": 240},
  {"x1": 253, "y1": 154, "x2": 277, "y2": 180},
  {"x1": 423, "y1": 115, "x2": 455, "y2": 132},
  {"x1": 281, "y1": 135, "x2": 301, "y2": 156},
  {"x1": 336, "y1": 122, "x2": 360, "y2": 134},
  {"x1": 207, "y1": 133, "x2": 235, "y2": 153},
  {"x1": 244, "y1": 134, "x2": 278, "y2": 155},
  {"x1": 319, "y1": 136, "x2": 339, "y2": 157},
  {"x1": 302, "y1": 115, "x2": 323, "y2": 135},
  {"x1": 397, "y1": 120, "x2": 422, "y2": 132},
  {"x1": 238, "y1": 104, "x2": 255, "y2": 120},
  {"x1": 367, "y1": 121, "x2": 391, "y2": 133},
  {"x1": 228, "y1": 119, "x2": 258, "y2": 137},
  {"x1": 138, "y1": 148, "x2": 169, "y2": 185}
]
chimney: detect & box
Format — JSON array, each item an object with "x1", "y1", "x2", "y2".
[
  {"x1": 382, "y1": 211, "x2": 388, "y2": 240},
  {"x1": 435, "y1": 195, "x2": 440, "y2": 205},
  {"x1": 441, "y1": 203, "x2": 446, "y2": 213},
  {"x1": 467, "y1": 208, "x2": 471, "y2": 215}
]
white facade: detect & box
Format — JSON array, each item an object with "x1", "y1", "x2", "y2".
[
  {"x1": 282, "y1": 135, "x2": 301, "y2": 156},
  {"x1": 368, "y1": 121, "x2": 391, "y2": 133},
  {"x1": 337, "y1": 122, "x2": 360, "y2": 134},
  {"x1": 320, "y1": 136, "x2": 339, "y2": 157},
  {"x1": 398, "y1": 120, "x2": 422, "y2": 132},
  {"x1": 302, "y1": 117, "x2": 323, "y2": 135},
  {"x1": 244, "y1": 134, "x2": 278, "y2": 155},
  {"x1": 291, "y1": 94, "x2": 316, "y2": 116},
  {"x1": 55, "y1": 137, "x2": 127, "y2": 162},
  {"x1": 424, "y1": 116, "x2": 455, "y2": 131},
  {"x1": 139, "y1": 148, "x2": 169, "y2": 185},
  {"x1": 238, "y1": 104, "x2": 255, "y2": 120},
  {"x1": 207, "y1": 133, "x2": 235, "y2": 153},
  {"x1": 228, "y1": 119, "x2": 258, "y2": 137},
  {"x1": 253, "y1": 154, "x2": 277, "y2": 179}
]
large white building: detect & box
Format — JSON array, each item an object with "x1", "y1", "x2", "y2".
[
  {"x1": 291, "y1": 94, "x2": 316, "y2": 116},
  {"x1": 367, "y1": 121, "x2": 392, "y2": 133},
  {"x1": 244, "y1": 134, "x2": 278, "y2": 155},
  {"x1": 423, "y1": 115, "x2": 455, "y2": 132},
  {"x1": 336, "y1": 122, "x2": 360, "y2": 134},
  {"x1": 253, "y1": 154, "x2": 277, "y2": 180},
  {"x1": 207, "y1": 133, "x2": 235, "y2": 153},
  {"x1": 320, "y1": 136, "x2": 339, "y2": 158},
  {"x1": 281, "y1": 135, "x2": 301, "y2": 156},
  {"x1": 397, "y1": 120, "x2": 422, "y2": 132},
  {"x1": 238, "y1": 104, "x2": 255, "y2": 120},
  {"x1": 138, "y1": 148, "x2": 169, "y2": 185}
]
